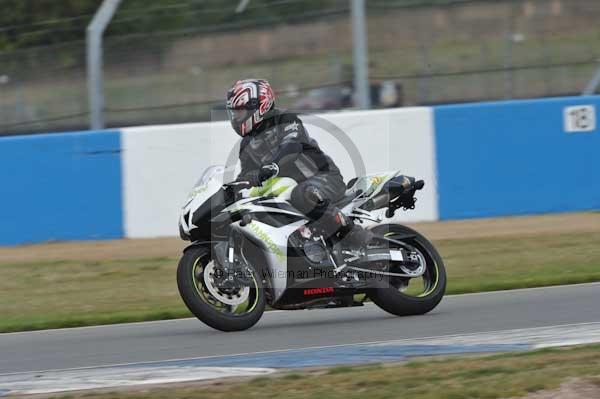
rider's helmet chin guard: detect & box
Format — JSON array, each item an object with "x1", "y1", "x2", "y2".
[{"x1": 226, "y1": 79, "x2": 275, "y2": 137}]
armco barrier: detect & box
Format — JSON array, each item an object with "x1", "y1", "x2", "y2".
[
  {"x1": 434, "y1": 96, "x2": 600, "y2": 219},
  {"x1": 0, "y1": 130, "x2": 123, "y2": 245}
]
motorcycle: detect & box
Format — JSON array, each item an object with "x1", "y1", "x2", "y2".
[{"x1": 177, "y1": 165, "x2": 446, "y2": 331}]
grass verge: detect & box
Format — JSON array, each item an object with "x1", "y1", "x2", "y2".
[
  {"x1": 1, "y1": 231, "x2": 599, "y2": 333},
  {"x1": 42, "y1": 344, "x2": 600, "y2": 399}
]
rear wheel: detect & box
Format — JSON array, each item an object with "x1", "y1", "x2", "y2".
[
  {"x1": 368, "y1": 224, "x2": 446, "y2": 316},
  {"x1": 177, "y1": 246, "x2": 266, "y2": 331}
]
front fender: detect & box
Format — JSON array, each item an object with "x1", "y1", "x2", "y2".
[{"x1": 182, "y1": 239, "x2": 277, "y2": 304}]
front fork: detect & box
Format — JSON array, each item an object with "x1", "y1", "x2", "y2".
[{"x1": 210, "y1": 232, "x2": 256, "y2": 291}]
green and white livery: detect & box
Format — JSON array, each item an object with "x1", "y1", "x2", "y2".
[{"x1": 176, "y1": 164, "x2": 446, "y2": 332}]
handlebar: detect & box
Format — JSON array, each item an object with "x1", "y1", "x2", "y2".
[
  {"x1": 222, "y1": 181, "x2": 253, "y2": 200},
  {"x1": 223, "y1": 181, "x2": 252, "y2": 189}
]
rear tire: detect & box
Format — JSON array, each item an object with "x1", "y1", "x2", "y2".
[
  {"x1": 368, "y1": 224, "x2": 446, "y2": 316},
  {"x1": 177, "y1": 246, "x2": 266, "y2": 332}
]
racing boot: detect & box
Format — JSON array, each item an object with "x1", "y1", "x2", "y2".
[
  {"x1": 304, "y1": 187, "x2": 373, "y2": 249},
  {"x1": 333, "y1": 210, "x2": 374, "y2": 249}
]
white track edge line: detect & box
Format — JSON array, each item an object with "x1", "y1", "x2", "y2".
[{"x1": 2, "y1": 321, "x2": 600, "y2": 377}]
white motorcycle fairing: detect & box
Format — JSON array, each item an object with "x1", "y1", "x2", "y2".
[{"x1": 179, "y1": 165, "x2": 409, "y2": 303}]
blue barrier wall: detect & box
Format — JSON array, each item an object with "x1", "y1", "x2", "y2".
[
  {"x1": 1, "y1": 97, "x2": 599, "y2": 246},
  {"x1": 434, "y1": 96, "x2": 600, "y2": 219},
  {"x1": 0, "y1": 130, "x2": 123, "y2": 245}
]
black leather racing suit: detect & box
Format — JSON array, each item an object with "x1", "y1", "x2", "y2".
[{"x1": 236, "y1": 109, "x2": 347, "y2": 228}]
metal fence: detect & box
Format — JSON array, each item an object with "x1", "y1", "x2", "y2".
[{"x1": 1, "y1": 0, "x2": 599, "y2": 135}]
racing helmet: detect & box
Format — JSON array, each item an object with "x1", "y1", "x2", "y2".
[{"x1": 226, "y1": 79, "x2": 275, "y2": 136}]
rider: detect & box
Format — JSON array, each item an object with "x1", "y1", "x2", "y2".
[{"x1": 226, "y1": 78, "x2": 371, "y2": 247}]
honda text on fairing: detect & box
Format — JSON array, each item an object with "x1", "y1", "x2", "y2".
[{"x1": 177, "y1": 166, "x2": 446, "y2": 331}]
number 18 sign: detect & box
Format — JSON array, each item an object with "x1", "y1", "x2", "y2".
[{"x1": 564, "y1": 105, "x2": 596, "y2": 133}]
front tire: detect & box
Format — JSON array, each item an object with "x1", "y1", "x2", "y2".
[
  {"x1": 368, "y1": 224, "x2": 446, "y2": 316},
  {"x1": 177, "y1": 246, "x2": 266, "y2": 332}
]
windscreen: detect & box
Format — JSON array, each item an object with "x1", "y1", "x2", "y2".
[{"x1": 194, "y1": 165, "x2": 225, "y2": 188}]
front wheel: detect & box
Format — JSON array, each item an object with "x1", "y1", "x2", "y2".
[
  {"x1": 177, "y1": 246, "x2": 266, "y2": 332},
  {"x1": 368, "y1": 224, "x2": 446, "y2": 316}
]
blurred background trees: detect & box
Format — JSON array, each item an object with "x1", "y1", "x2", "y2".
[
  {"x1": 0, "y1": 0, "x2": 598, "y2": 135},
  {"x1": 0, "y1": 0, "x2": 350, "y2": 50}
]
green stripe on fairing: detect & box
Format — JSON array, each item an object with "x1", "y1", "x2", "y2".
[
  {"x1": 271, "y1": 185, "x2": 290, "y2": 196},
  {"x1": 249, "y1": 177, "x2": 282, "y2": 197}
]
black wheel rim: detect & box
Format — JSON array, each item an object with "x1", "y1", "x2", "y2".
[
  {"x1": 384, "y1": 233, "x2": 440, "y2": 298},
  {"x1": 191, "y1": 256, "x2": 261, "y2": 315}
]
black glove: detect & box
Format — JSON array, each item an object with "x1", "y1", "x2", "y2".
[
  {"x1": 258, "y1": 163, "x2": 280, "y2": 183},
  {"x1": 238, "y1": 163, "x2": 279, "y2": 187},
  {"x1": 237, "y1": 170, "x2": 261, "y2": 187}
]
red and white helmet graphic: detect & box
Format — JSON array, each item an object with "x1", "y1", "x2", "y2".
[{"x1": 226, "y1": 79, "x2": 275, "y2": 136}]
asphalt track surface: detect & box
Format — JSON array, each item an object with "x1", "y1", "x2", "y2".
[{"x1": 1, "y1": 283, "x2": 599, "y2": 375}]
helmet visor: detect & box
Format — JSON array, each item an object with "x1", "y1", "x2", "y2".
[{"x1": 227, "y1": 107, "x2": 252, "y2": 124}]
